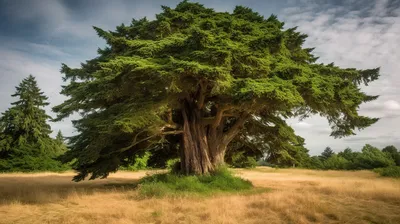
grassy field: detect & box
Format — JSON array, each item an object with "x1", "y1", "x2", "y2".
[{"x1": 0, "y1": 168, "x2": 399, "y2": 224}]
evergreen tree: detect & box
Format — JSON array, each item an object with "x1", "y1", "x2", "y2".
[
  {"x1": 54, "y1": 130, "x2": 68, "y2": 156},
  {"x1": 54, "y1": 1, "x2": 380, "y2": 180},
  {"x1": 0, "y1": 75, "x2": 65, "y2": 171},
  {"x1": 320, "y1": 147, "x2": 335, "y2": 161},
  {"x1": 56, "y1": 130, "x2": 64, "y2": 145}
]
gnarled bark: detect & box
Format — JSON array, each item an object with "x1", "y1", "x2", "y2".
[{"x1": 179, "y1": 99, "x2": 248, "y2": 175}]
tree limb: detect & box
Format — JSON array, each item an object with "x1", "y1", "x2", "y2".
[
  {"x1": 115, "y1": 130, "x2": 183, "y2": 155},
  {"x1": 201, "y1": 105, "x2": 233, "y2": 126},
  {"x1": 162, "y1": 130, "x2": 184, "y2": 135},
  {"x1": 222, "y1": 113, "x2": 250, "y2": 145}
]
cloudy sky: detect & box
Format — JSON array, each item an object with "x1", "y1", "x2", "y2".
[{"x1": 1, "y1": 0, "x2": 399, "y2": 155}]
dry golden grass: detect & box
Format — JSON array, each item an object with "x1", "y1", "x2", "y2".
[{"x1": 0, "y1": 168, "x2": 399, "y2": 224}]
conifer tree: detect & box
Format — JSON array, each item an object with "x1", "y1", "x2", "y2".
[
  {"x1": 54, "y1": 1, "x2": 380, "y2": 180},
  {"x1": 0, "y1": 75, "x2": 65, "y2": 171},
  {"x1": 56, "y1": 130, "x2": 64, "y2": 145},
  {"x1": 320, "y1": 147, "x2": 335, "y2": 161}
]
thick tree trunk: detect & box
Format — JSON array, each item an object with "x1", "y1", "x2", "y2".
[
  {"x1": 180, "y1": 100, "x2": 227, "y2": 175},
  {"x1": 181, "y1": 100, "x2": 212, "y2": 174},
  {"x1": 179, "y1": 99, "x2": 248, "y2": 175}
]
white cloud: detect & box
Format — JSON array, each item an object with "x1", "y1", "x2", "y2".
[
  {"x1": 27, "y1": 43, "x2": 70, "y2": 57},
  {"x1": 280, "y1": 0, "x2": 400, "y2": 153},
  {"x1": 0, "y1": 0, "x2": 165, "y2": 138},
  {"x1": 0, "y1": 47, "x2": 74, "y2": 137},
  {"x1": 292, "y1": 121, "x2": 312, "y2": 129},
  {"x1": 384, "y1": 100, "x2": 400, "y2": 110}
]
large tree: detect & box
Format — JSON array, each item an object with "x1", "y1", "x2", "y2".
[
  {"x1": 0, "y1": 75, "x2": 65, "y2": 171},
  {"x1": 382, "y1": 145, "x2": 400, "y2": 166},
  {"x1": 54, "y1": 1, "x2": 380, "y2": 180}
]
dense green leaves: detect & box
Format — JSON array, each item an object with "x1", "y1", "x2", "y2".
[
  {"x1": 0, "y1": 75, "x2": 66, "y2": 172},
  {"x1": 382, "y1": 145, "x2": 400, "y2": 166},
  {"x1": 54, "y1": 1, "x2": 380, "y2": 180},
  {"x1": 295, "y1": 144, "x2": 397, "y2": 171},
  {"x1": 320, "y1": 147, "x2": 334, "y2": 161}
]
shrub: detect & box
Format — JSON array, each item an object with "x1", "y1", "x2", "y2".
[
  {"x1": 166, "y1": 158, "x2": 180, "y2": 171},
  {"x1": 306, "y1": 156, "x2": 324, "y2": 169},
  {"x1": 122, "y1": 151, "x2": 151, "y2": 171},
  {"x1": 137, "y1": 168, "x2": 254, "y2": 198},
  {"x1": 229, "y1": 151, "x2": 258, "y2": 168},
  {"x1": 374, "y1": 166, "x2": 400, "y2": 178},
  {"x1": 244, "y1": 156, "x2": 258, "y2": 168},
  {"x1": 0, "y1": 144, "x2": 70, "y2": 172},
  {"x1": 323, "y1": 155, "x2": 350, "y2": 170}
]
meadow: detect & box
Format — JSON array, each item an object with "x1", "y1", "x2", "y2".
[{"x1": 0, "y1": 168, "x2": 399, "y2": 224}]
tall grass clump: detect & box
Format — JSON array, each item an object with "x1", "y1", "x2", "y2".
[{"x1": 137, "y1": 168, "x2": 254, "y2": 198}]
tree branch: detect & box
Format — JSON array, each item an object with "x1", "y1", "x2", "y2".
[
  {"x1": 162, "y1": 130, "x2": 184, "y2": 135},
  {"x1": 212, "y1": 105, "x2": 230, "y2": 128},
  {"x1": 222, "y1": 113, "x2": 250, "y2": 145},
  {"x1": 201, "y1": 105, "x2": 234, "y2": 126},
  {"x1": 115, "y1": 130, "x2": 183, "y2": 155}
]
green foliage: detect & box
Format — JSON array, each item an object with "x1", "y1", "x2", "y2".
[
  {"x1": 382, "y1": 145, "x2": 400, "y2": 166},
  {"x1": 307, "y1": 156, "x2": 324, "y2": 169},
  {"x1": 166, "y1": 158, "x2": 180, "y2": 171},
  {"x1": 0, "y1": 75, "x2": 67, "y2": 172},
  {"x1": 374, "y1": 166, "x2": 400, "y2": 178},
  {"x1": 338, "y1": 147, "x2": 356, "y2": 161},
  {"x1": 322, "y1": 155, "x2": 350, "y2": 170},
  {"x1": 121, "y1": 151, "x2": 152, "y2": 171},
  {"x1": 244, "y1": 156, "x2": 258, "y2": 168},
  {"x1": 137, "y1": 168, "x2": 253, "y2": 198},
  {"x1": 320, "y1": 147, "x2": 334, "y2": 161},
  {"x1": 56, "y1": 130, "x2": 64, "y2": 144},
  {"x1": 352, "y1": 144, "x2": 395, "y2": 169},
  {"x1": 0, "y1": 142, "x2": 69, "y2": 172},
  {"x1": 227, "y1": 150, "x2": 258, "y2": 168},
  {"x1": 266, "y1": 144, "x2": 311, "y2": 168},
  {"x1": 146, "y1": 135, "x2": 180, "y2": 169},
  {"x1": 301, "y1": 144, "x2": 398, "y2": 171},
  {"x1": 53, "y1": 1, "x2": 380, "y2": 180}
]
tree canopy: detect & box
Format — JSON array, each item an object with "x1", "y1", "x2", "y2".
[
  {"x1": 54, "y1": 1, "x2": 380, "y2": 181},
  {"x1": 0, "y1": 75, "x2": 67, "y2": 171},
  {"x1": 382, "y1": 145, "x2": 400, "y2": 166}
]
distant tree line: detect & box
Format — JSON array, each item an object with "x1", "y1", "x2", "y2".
[
  {"x1": 256, "y1": 144, "x2": 400, "y2": 177},
  {"x1": 303, "y1": 145, "x2": 399, "y2": 170}
]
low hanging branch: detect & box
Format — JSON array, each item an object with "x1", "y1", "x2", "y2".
[{"x1": 114, "y1": 129, "x2": 184, "y2": 155}]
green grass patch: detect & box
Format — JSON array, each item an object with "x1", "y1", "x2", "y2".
[
  {"x1": 136, "y1": 168, "x2": 265, "y2": 198},
  {"x1": 374, "y1": 166, "x2": 400, "y2": 178}
]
